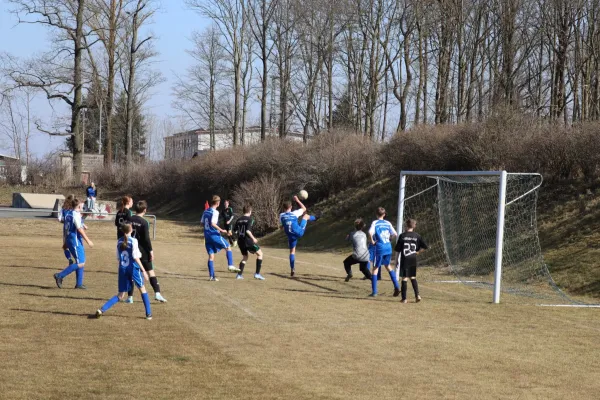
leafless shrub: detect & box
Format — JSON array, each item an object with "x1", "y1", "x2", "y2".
[{"x1": 232, "y1": 174, "x2": 282, "y2": 234}]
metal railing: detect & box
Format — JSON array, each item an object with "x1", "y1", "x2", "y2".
[{"x1": 0, "y1": 208, "x2": 157, "y2": 239}]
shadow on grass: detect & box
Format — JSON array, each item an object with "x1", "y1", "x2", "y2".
[
  {"x1": 269, "y1": 273, "x2": 339, "y2": 293},
  {"x1": 3, "y1": 265, "x2": 117, "y2": 276},
  {"x1": 19, "y1": 292, "x2": 107, "y2": 301},
  {"x1": 11, "y1": 307, "x2": 96, "y2": 318},
  {"x1": 0, "y1": 281, "x2": 54, "y2": 290}
]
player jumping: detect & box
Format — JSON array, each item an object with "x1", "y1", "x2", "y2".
[
  {"x1": 368, "y1": 207, "x2": 400, "y2": 297},
  {"x1": 54, "y1": 199, "x2": 94, "y2": 289},
  {"x1": 280, "y1": 196, "x2": 321, "y2": 277},
  {"x1": 233, "y1": 205, "x2": 265, "y2": 280},
  {"x1": 395, "y1": 218, "x2": 428, "y2": 303},
  {"x1": 95, "y1": 223, "x2": 152, "y2": 320},
  {"x1": 201, "y1": 195, "x2": 239, "y2": 281}
]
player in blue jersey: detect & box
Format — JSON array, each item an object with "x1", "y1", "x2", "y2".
[
  {"x1": 95, "y1": 223, "x2": 152, "y2": 319},
  {"x1": 279, "y1": 196, "x2": 321, "y2": 276},
  {"x1": 54, "y1": 199, "x2": 94, "y2": 289},
  {"x1": 57, "y1": 195, "x2": 75, "y2": 265},
  {"x1": 368, "y1": 207, "x2": 400, "y2": 297},
  {"x1": 201, "y1": 195, "x2": 239, "y2": 281}
]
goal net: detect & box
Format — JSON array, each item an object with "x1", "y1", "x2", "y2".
[{"x1": 398, "y1": 171, "x2": 565, "y2": 303}]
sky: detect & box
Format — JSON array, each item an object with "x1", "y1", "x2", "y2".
[{"x1": 0, "y1": 0, "x2": 209, "y2": 158}]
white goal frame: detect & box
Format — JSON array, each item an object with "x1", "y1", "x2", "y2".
[{"x1": 397, "y1": 171, "x2": 543, "y2": 304}]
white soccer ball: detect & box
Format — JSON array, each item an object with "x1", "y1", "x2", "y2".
[{"x1": 298, "y1": 190, "x2": 308, "y2": 200}]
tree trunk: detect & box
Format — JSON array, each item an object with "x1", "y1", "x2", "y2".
[{"x1": 71, "y1": 0, "x2": 86, "y2": 180}]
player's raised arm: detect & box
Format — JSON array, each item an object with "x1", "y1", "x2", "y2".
[{"x1": 293, "y1": 195, "x2": 307, "y2": 212}]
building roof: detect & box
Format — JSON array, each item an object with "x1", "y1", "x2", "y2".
[{"x1": 0, "y1": 154, "x2": 19, "y2": 161}]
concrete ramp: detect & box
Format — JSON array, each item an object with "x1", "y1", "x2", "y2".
[{"x1": 13, "y1": 193, "x2": 65, "y2": 209}]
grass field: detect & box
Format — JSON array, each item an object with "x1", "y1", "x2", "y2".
[{"x1": 0, "y1": 219, "x2": 599, "y2": 399}]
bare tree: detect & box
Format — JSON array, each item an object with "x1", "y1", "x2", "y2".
[
  {"x1": 88, "y1": 0, "x2": 130, "y2": 163},
  {"x1": 0, "y1": 91, "x2": 33, "y2": 163},
  {"x1": 122, "y1": 0, "x2": 156, "y2": 165},
  {"x1": 248, "y1": 0, "x2": 278, "y2": 141},
  {"x1": 188, "y1": 0, "x2": 247, "y2": 146},
  {"x1": 4, "y1": 0, "x2": 91, "y2": 179},
  {"x1": 173, "y1": 25, "x2": 229, "y2": 150}
]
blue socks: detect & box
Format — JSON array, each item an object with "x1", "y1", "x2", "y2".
[
  {"x1": 141, "y1": 293, "x2": 151, "y2": 316},
  {"x1": 226, "y1": 250, "x2": 234, "y2": 266},
  {"x1": 76, "y1": 267, "x2": 84, "y2": 287},
  {"x1": 58, "y1": 263, "x2": 78, "y2": 279},
  {"x1": 100, "y1": 295, "x2": 119, "y2": 313},
  {"x1": 208, "y1": 260, "x2": 215, "y2": 278},
  {"x1": 388, "y1": 270, "x2": 400, "y2": 290},
  {"x1": 371, "y1": 274, "x2": 378, "y2": 295},
  {"x1": 289, "y1": 254, "x2": 295, "y2": 270}
]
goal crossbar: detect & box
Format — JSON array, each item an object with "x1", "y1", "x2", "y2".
[{"x1": 398, "y1": 170, "x2": 542, "y2": 304}]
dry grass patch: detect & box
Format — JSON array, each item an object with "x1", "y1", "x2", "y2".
[{"x1": 0, "y1": 219, "x2": 599, "y2": 399}]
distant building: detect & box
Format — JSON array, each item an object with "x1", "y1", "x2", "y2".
[
  {"x1": 164, "y1": 127, "x2": 306, "y2": 160},
  {"x1": 0, "y1": 154, "x2": 26, "y2": 183}
]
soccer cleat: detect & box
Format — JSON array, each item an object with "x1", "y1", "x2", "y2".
[
  {"x1": 228, "y1": 265, "x2": 241, "y2": 273},
  {"x1": 361, "y1": 276, "x2": 370, "y2": 280},
  {"x1": 124, "y1": 296, "x2": 134, "y2": 304},
  {"x1": 74, "y1": 285, "x2": 87, "y2": 290},
  {"x1": 401, "y1": 299, "x2": 407, "y2": 304},
  {"x1": 146, "y1": 314, "x2": 152, "y2": 320},
  {"x1": 290, "y1": 269, "x2": 295, "y2": 277},
  {"x1": 236, "y1": 274, "x2": 244, "y2": 280},
  {"x1": 155, "y1": 293, "x2": 167, "y2": 303},
  {"x1": 368, "y1": 293, "x2": 377, "y2": 297},
  {"x1": 393, "y1": 288, "x2": 400, "y2": 297},
  {"x1": 345, "y1": 274, "x2": 353, "y2": 282},
  {"x1": 254, "y1": 274, "x2": 265, "y2": 280},
  {"x1": 209, "y1": 277, "x2": 219, "y2": 282},
  {"x1": 95, "y1": 309, "x2": 102, "y2": 318},
  {"x1": 54, "y1": 273, "x2": 63, "y2": 289},
  {"x1": 416, "y1": 295, "x2": 422, "y2": 303}
]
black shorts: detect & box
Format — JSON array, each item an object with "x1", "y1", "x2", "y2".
[
  {"x1": 400, "y1": 264, "x2": 417, "y2": 278},
  {"x1": 225, "y1": 224, "x2": 232, "y2": 232},
  {"x1": 239, "y1": 241, "x2": 260, "y2": 256},
  {"x1": 140, "y1": 259, "x2": 154, "y2": 272}
]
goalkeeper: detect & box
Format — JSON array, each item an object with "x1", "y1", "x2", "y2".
[{"x1": 394, "y1": 218, "x2": 428, "y2": 303}]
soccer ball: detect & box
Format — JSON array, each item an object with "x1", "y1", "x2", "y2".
[{"x1": 298, "y1": 190, "x2": 308, "y2": 200}]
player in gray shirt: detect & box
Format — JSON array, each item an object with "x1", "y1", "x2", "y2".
[{"x1": 343, "y1": 219, "x2": 372, "y2": 281}]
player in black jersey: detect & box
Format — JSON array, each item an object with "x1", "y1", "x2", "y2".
[
  {"x1": 233, "y1": 205, "x2": 265, "y2": 280},
  {"x1": 223, "y1": 200, "x2": 235, "y2": 246},
  {"x1": 394, "y1": 219, "x2": 428, "y2": 303},
  {"x1": 125, "y1": 200, "x2": 167, "y2": 303},
  {"x1": 115, "y1": 195, "x2": 133, "y2": 239}
]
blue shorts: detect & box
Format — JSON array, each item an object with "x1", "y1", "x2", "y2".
[
  {"x1": 205, "y1": 236, "x2": 229, "y2": 255},
  {"x1": 67, "y1": 242, "x2": 86, "y2": 264},
  {"x1": 118, "y1": 263, "x2": 144, "y2": 293},
  {"x1": 369, "y1": 246, "x2": 376, "y2": 261},
  {"x1": 375, "y1": 254, "x2": 391, "y2": 268}
]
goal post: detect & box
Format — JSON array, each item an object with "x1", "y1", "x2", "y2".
[{"x1": 398, "y1": 171, "x2": 543, "y2": 304}]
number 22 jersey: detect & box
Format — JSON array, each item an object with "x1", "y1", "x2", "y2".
[{"x1": 394, "y1": 231, "x2": 427, "y2": 268}]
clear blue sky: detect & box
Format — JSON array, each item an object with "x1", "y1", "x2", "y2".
[{"x1": 0, "y1": 0, "x2": 208, "y2": 157}]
